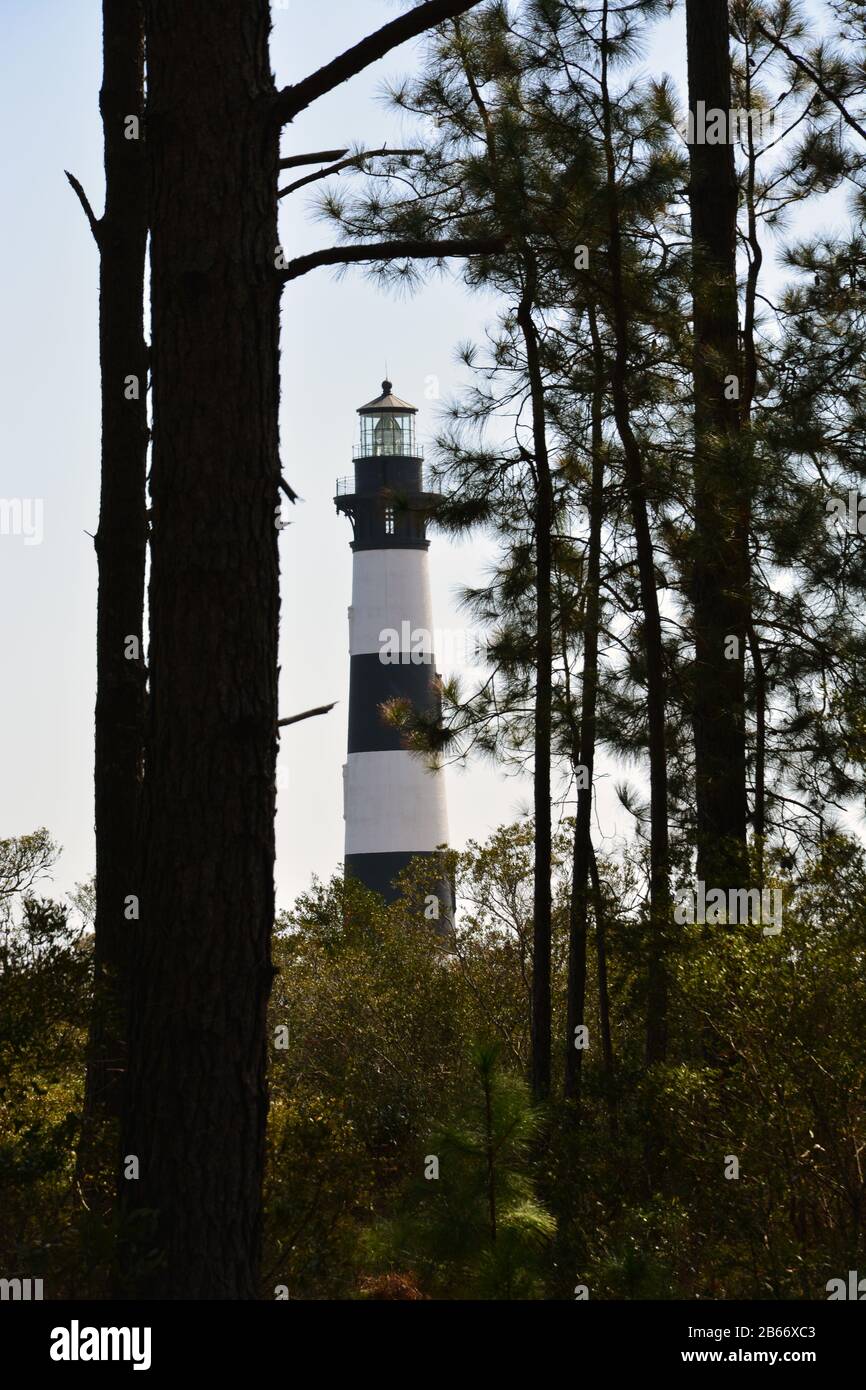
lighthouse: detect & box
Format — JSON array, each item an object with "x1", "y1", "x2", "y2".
[{"x1": 335, "y1": 381, "x2": 451, "y2": 915}]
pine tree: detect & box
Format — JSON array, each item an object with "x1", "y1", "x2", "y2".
[
  {"x1": 685, "y1": 0, "x2": 750, "y2": 890},
  {"x1": 116, "y1": 0, "x2": 502, "y2": 1300},
  {"x1": 65, "y1": 1, "x2": 148, "y2": 1206},
  {"x1": 362, "y1": 1042, "x2": 556, "y2": 1299}
]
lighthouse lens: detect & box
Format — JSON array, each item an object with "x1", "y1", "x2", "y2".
[
  {"x1": 360, "y1": 411, "x2": 415, "y2": 457},
  {"x1": 373, "y1": 414, "x2": 403, "y2": 455}
]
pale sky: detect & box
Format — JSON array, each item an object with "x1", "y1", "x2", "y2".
[{"x1": 0, "y1": 1, "x2": 843, "y2": 913}]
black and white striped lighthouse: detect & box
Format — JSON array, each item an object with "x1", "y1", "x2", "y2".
[{"x1": 335, "y1": 381, "x2": 451, "y2": 913}]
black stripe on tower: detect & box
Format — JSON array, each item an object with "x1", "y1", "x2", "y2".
[
  {"x1": 335, "y1": 457, "x2": 438, "y2": 550},
  {"x1": 348, "y1": 654, "x2": 439, "y2": 753},
  {"x1": 345, "y1": 850, "x2": 455, "y2": 928}
]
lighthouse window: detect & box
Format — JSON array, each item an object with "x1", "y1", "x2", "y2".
[{"x1": 384, "y1": 508, "x2": 395, "y2": 535}]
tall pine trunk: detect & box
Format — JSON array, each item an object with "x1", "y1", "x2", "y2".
[
  {"x1": 685, "y1": 0, "x2": 750, "y2": 890},
  {"x1": 118, "y1": 0, "x2": 280, "y2": 1299},
  {"x1": 589, "y1": 844, "x2": 617, "y2": 1137},
  {"x1": 78, "y1": 0, "x2": 148, "y2": 1199},
  {"x1": 517, "y1": 266, "x2": 553, "y2": 1104},
  {"x1": 599, "y1": 8, "x2": 670, "y2": 1066},
  {"x1": 742, "y1": 43, "x2": 765, "y2": 887},
  {"x1": 564, "y1": 304, "x2": 605, "y2": 1104}
]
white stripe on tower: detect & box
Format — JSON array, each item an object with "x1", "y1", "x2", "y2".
[
  {"x1": 344, "y1": 750, "x2": 449, "y2": 856},
  {"x1": 349, "y1": 549, "x2": 434, "y2": 656}
]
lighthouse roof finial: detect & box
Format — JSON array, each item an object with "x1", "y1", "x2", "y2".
[{"x1": 358, "y1": 379, "x2": 417, "y2": 414}]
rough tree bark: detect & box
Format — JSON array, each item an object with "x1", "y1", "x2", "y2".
[
  {"x1": 68, "y1": 0, "x2": 148, "y2": 1202},
  {"x1": 685, "y1": 0, "x2": 750, "y2": 890},
  {"x1": 118, "y1": 0, "x2": 281, "y2": 1300}
]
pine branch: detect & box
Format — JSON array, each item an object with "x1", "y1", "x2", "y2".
[
  {"x1": 273, "y1": 0, "x2": 487, "y2": 125},
  {"x1": 279, "y1": 235, "x2": 506, "y2": 283},
  {"x1": 755, "y1": 22, "x2": 866, "y2": 145},
  {"x1": 278, "y1": 147, "x2": 424, "y2": 199},
  {"x1": 64, "y1": 170, "x2": 102, "y2": 246}
]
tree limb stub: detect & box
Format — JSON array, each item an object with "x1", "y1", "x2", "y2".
[
  {"x1": 278, "y1": 703, "x2": 338, "y2": 728},
  {"x1": 64, "y1": 170, "x2": 102, "y2": 246}
]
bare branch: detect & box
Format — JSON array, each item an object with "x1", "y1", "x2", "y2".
[
  {"x1": 278, "y1": 147, "x2": 424, "y2": 199},
  {"x1": 273, "y1": 0, "x2": 486, "y2": 125},
  {"x1": 64, "y1": 170, "x2": 102, "y2": 246},
  {"x1": 279, "y1": 235, "x2": 506, "y2": 283},
  {"x1": 278, "y1": 702, "x2": 338, "y2": 728},
  {"x1": 279, "y1": 149, "x2": 350, "y2": 170}
]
